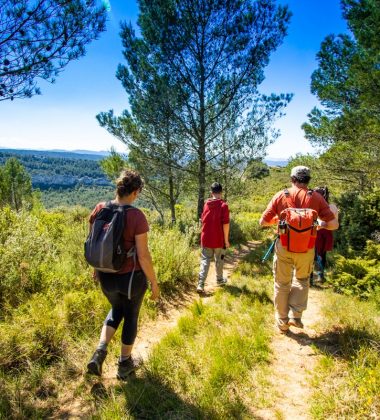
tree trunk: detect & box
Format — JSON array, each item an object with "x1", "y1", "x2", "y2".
[
  {"x1": 166, "y1": 133, "x2": 176, "y2": 224},
  {"x1": 197, "y1": 47, "x2": 206, "y2": 219},
  {"x1": 169, "y1": 169, "x2": 176, "y2": 224}
]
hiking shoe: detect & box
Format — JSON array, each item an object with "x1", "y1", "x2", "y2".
[
  {"x1": 276, "y1": 317, "x2": 289, "y2": 334},
  {"x1": 117, "y1": 356, "x2": 142, "y2": 380},
  {"x1": 288, "y1": 318, "x2": 304, "y2": 329},
  {"x1": 197, "y1": 285, "x2": 204, "y2": 294},
  {"x1": 216, "y1": 278, "x2": 227, "y2": 286},
  {"x1": 87, "y1": 349, "x2": 107, "y2": 376}
]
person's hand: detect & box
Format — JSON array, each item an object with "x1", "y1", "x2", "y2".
[
  {"x1": 150, "y1": 282, "x2": 160, "y2": 302},
  {"x1": 225, "y1": 240, "x2": 230, "y2": 248}
]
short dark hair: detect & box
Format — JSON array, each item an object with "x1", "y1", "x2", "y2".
[
  {"x1": 291, "y1": 175, "x2": 311, "y2": 185},
  {"x1": 211, "y1": 182, "x2": 223, "y2": 193},
  {"x1": 116, "y1": 169, "x2": 144, "y2": 197}
]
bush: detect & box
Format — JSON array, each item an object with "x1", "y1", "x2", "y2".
[
  {"x1": 63, "y1": 290, "x2": 108, "y2": 337},
  {"x1": 149, "y1": 227, "x2": 198, "y2": 293},
  {"x1": 230, "y1": 212, "x2": 264, "y2": 244},
  {"x1": 330, "y1": 241, "x2": 380, "y2": 298},
  {"x1": 0, "y1": 295, "x2": 66, "y2": 370},
  {"x1": 335, "y1": 189, "x2": 380, "y2": 253},
  {"x1": 0, "y1": 210, "x2": 57, "y2": 309}
]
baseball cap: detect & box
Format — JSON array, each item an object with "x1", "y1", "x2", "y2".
[{"x1": 290, "y1": 166, "x2": 311, "y2": 178}]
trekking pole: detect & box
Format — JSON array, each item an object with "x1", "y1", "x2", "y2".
[{"x1": 261, "y1": 237, "x2": 278, "y2": 263}]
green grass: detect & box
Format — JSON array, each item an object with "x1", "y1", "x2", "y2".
[
  {"x1": 89, "y1": 254, "x2": 275, "y2": 419},
  {"x1": 310, "y1": 291, "x2": 380, "y2": 419}
]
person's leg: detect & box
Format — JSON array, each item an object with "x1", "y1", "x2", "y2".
[
  {"x1": 87, "y1": 273, "x2": 123, "y2": 376},
  {"x1": 214, "y1": 248, "x2": 226, "y2": 284},
  {"x1": 117, "y1": 272, "x2": 148, "y2": 379},
  {"x1": 198, "y1": 247, "x2": 213, "y2": 290},
  {"x1": 273, "y1": 242, "x2": 294, "y2": 331},
  {"x1": 319, "y1": 252, "x2": 327, "y2": 281},
  {"x1": 288, "y1": 248, "x2": 315, "y2": 322}
]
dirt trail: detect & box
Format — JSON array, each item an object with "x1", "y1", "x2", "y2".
[
  {"x1": 55, "y1": 243, "x2": 256, "y2": 419},
  {"x1": 255, "y1": 288, "x2": 324, "y2": 420},
  {"x1": 56, "y1": 243, "x2": 324, "y2": 419}
]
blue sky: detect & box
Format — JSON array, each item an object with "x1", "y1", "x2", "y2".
[{"x1": 0, "y1": 0, "x2": 348, "y2": 159}]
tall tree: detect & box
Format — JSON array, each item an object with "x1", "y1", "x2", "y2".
[
  {"x1": 97, "y1": 72, "x2": 187, "y2": 223},
  {"x1": 0, "y1": 158, "x2": 33, "y2": 210},
  {"x1": 302, "y1": 0, "x2": 380, "y2": 190},
  {"x1": 0, "y1": 0, "x2": 107, "y2": 101},
  {"x1": 99, "y1": 0, "x2": 291, "y2": 218}
]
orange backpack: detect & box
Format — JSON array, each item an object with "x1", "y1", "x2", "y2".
[{"x1": 278, "y1": 189, "x2": 318, "y2": 253}]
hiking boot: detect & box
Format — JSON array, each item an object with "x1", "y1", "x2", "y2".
[
  {"x1": 87, "y1": 349, "x2": 107, "y2": 376},
  {"x1": 288, "y1": 318, "x2": 304, "y2": 329},
  {"x1": 117, "y1": 356, "x2": 142, "y2": 380},
  {"x1": 197, "y1": 285, "x2": 204, "y2": 294},
  {"x1": 276, "y1": 317, "x2": 289, "y2": 334},
  {"x1": 216, "y1": 278, "x2": 227, "y2": 286}
]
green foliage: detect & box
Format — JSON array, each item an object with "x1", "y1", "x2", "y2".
[
  {"x1": 63, "y1": 290, "x2": 109, "y2": 337},
  {"x1": 0, "y1": 157, "x2": 33, "y2": 210},
  {"x1": 149, "y1": 228, "x2": 198, "y2": 293},
  {"x1": 245, "y1": 158, "x2": 270, "y2": 180},
  {"x1": 329, "y1": 241, "x2": 380, "y2": 298},
  {"x1": 0, "y1": 208, "x2": 56, "y2": 309},
  {"x1": 302, "y1": 0, "x2": 380, "y2": 191},
  {"x1": 230, "y1": 212, "x2": 264, "y2": 244},
  {"x1": 311, "y1": 290, "x2": 380, "y2": 418},
  {"x1": 95, "y1": 266, "x2": 274, "y2": 418},
  {"x1": 335, "y1": 189, "x2": 380, "y2": 252},
  {"x1": 99, "y1": 0, "x2": 291, "y2": 219},
  {"x1": 0, "y1": 0, "x2": 107, "y2": 101},
  {"x1": 41, "y1": 186, "x2": 114, "y2": 209}
]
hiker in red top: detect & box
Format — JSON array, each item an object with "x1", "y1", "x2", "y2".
[
  {"x1": 312, "y1": 186, "x2": 339, "y2": 284},
  {"x1": 197, "y1": 182, "x2": 230, "y2": 293},
  {"x1": 259, "y1": 166, "x2": 339, "y2": 333}
]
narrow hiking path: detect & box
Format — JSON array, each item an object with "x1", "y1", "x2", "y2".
[
  {"x1": 256, "y1": 288, "x2": 324, "y2": 420},
  {"x1": 54, "y1": 242, "x2": 258, "y2": 419},
  {"x1": 55, "y1": 243, "x2": 328, "y2": 419}
]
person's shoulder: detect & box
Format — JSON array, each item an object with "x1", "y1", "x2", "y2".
[
  {"x1": 273, "y1": 189, "x2": 287, "y2": 200},
  {"x1": 128, "y1": 207, "x2": 148, "y2": 219},
  {"x1": 221, "y1": 199, "x2": 229, "y2": 208}
]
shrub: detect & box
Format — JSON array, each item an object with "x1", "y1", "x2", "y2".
[
  {"x1": 63, "y1": 290, "x2": 109, "y2": 337},
  {"x1": 0, "y1": 210, "x2": 57, "y2": 309},
  {"x1": 335, "y1": 189, "x2": 380, "y2": 253},
  {"x1": 149, "y1": 227, "x2": 198, "y2": 293},
  {"x1": 330, "y1": 241, "x2": 380, "y2": 298},
  {"x1": 230, "y1": 212, "x2": 264, "y2": 244},
  {"x1": 0, "y1": 295, "x2": 66, "y2": 370}
]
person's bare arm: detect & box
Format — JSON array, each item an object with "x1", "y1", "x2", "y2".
[
  {"x1": 135, "y1": 232, "x2": 159, "y2": 301},
  {"x1": 259, "y1": 215, "x2": 278, "y2": 227},
  {"x1": 319, "y1": 218, "x2": 339, "y2": 231},
  {"x1": 223, "y1": 223, "x2": 230, "y2": 248}
]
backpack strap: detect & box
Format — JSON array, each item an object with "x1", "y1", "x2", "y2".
[
  {"x1": 284, "y1": 188, "x2": 314, "y2": 209},
  {"x1": 283, "y1": 188, "x2": 296, "y2": 208}
]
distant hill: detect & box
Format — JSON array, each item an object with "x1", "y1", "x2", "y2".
[
  {"x1": 264, "y1": 158, "x2": 288, "y2": 167},
  {"x1": 0, "y1": 148, "x2": 108, "y2": 161},
  {"x1": 0, "y1": 149, "x2": 111, "y2": 189},
  {"x1": 0, "y1": 148, "x2": 287, "y2": 190}
]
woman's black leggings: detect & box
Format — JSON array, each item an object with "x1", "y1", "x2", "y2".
[{"x1": 98, "y1": 270, "x2": 148, "y2": 345}]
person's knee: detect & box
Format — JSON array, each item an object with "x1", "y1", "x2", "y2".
[{"x1": 104, "y1": 309, "x2": 123, "y2": 329}]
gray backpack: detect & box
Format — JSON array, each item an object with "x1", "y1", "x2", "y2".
[{"x1": 84, "y1": 202, "x2": 135, "y2": 273}]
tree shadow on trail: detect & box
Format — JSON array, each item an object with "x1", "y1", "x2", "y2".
[
  {"x1": 286, "y1": 326, "x2": 379, "y2": 361},
  {"x1": 224, "y1": 284, "x2": 273, "y2": 305}
]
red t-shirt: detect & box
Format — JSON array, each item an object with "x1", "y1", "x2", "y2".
[
  {"x1": 201, "y1": 199, "x2": 230, "y2": 248},
  {"x1": 261, "y1": 186, "x2": 335, "y2": 223},
  {"x1": 89, "y1": 202, "x2": 149, "y2": 273}
]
